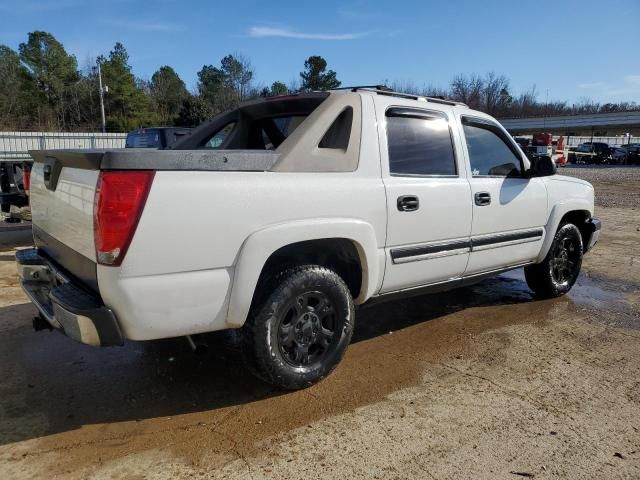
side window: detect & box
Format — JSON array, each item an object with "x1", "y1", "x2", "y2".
[
  {"x1": 386, "y1": 110, "x2": 456, "y2": 176},
  {"x1": 204, "y1": 122, "x2": 235, "y2": 149},
  {"x1": 462, "y1": 122, "x2": 522, "y2": 176},
  {"x1": 319, "y1": 107, "x2": 353, "y2": 150}
]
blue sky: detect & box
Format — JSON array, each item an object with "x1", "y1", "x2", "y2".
[{"x1": 1, "y1": 0, "x2": 639, "y2": 104}]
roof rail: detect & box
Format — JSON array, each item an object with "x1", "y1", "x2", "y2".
[
  {"x1": 334, "y1": 85, "x2": 468, "y2": 108},
  {"x1": 425, "y1": 96, "x2": 468, "y2": 107},
  {"x1": 332, "y1": 84, "x2": 393, "y2": 92}
]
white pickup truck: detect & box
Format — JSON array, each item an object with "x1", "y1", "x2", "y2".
[{"x1": 17, "y1": 87, "x2": 601, "y2": 389}]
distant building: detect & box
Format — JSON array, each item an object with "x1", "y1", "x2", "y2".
[{"x1": 499, "y1": 111, "x2": 640, "y2": 137}]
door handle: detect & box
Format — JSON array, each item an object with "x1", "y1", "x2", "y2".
[
  {"x1": 474, "y1": 192, "x2": 491, "y2": 206},
  {"x1": 397, "y1": 195, "x2": 419, "y2": 212}
]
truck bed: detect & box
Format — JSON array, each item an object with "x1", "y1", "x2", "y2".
[{"x1": 29, "y1": 149, "x2": 280, "y2": 171}]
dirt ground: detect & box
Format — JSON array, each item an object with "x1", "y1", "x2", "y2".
[{"x1": 0, "y1": 168, "x2": 639, "y2": 479}]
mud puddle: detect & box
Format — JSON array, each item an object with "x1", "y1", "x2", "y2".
[{"x1": 5, "y1": 267, "x2": 633, "y2": 475}]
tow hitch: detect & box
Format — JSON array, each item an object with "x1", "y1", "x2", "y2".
[{"x1": 32, "y1": 314, "x2": 52, "y2": 331}]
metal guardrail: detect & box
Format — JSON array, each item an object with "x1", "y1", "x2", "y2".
[{"x1": 0, "y1": 131, "x2": 127, "y2": 161}]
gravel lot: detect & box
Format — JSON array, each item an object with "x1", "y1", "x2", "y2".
[
  {"x1": 0, "y1": 167, "x2": 638, "y2": 479},
  {"x1": 560, "y1": 166, "x2": 640, "y2": 208}
]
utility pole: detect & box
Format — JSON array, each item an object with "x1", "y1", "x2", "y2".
[
  {"x1": 543, "y1": 89, "x2": 549, "y2": 130},
  {"x1": 97, "y1": 61, "x2": 106, "y2": 133}
]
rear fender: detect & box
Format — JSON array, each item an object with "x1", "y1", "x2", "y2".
[{"x1": 226, "y1": 218, "x2": 382, "y2": 327}]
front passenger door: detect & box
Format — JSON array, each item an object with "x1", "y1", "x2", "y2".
[{"x1": 461, "y1": 116, "x2": 548, "y2": 275}]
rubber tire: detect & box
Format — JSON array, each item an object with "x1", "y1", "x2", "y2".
[
  {"x1": 242, "y1": 265, "x2": 354, "y2": 390},
  {"x1": 524, "y1": 222, "x2": 583, "y2": 299}
]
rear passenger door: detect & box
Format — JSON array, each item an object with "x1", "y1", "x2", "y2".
[{"x1": 377, "y1": 101, "x2": 473, "y2": 293}]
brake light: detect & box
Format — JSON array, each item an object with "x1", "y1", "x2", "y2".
[
  {"x1": 94, "y1": 171, "x2": 155, "y2": 266},
  {"x1": 23, "y1": 171, "x2": 30, "y2": 194}
]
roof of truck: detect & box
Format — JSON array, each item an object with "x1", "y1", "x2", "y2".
[{"x1": 329, "y1": 85, "x2": 469, "y2": 109}]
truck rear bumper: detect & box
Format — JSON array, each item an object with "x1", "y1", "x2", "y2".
[{"x1": 16, "y1": 248, "x2": 123, "y2": 346}]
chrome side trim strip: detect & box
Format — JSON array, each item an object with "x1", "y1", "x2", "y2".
[
  {"x1": 471, "y1": 228, "x2": 544, "y2": 249},
  {"x1": 389, "y1": 229, "x2": 544, "y2": 264},
  {"x1": 390, "y1": 237, "x2": 471, "y2": 264}
]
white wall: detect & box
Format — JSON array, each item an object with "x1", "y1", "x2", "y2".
[
  {"x1": 512, "y1": 134, "x2": 638, "y2": 147},
  {"x1": 563, "y1": 136, "x2": 639, "y2": 147}
]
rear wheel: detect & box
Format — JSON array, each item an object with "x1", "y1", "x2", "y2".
[
  {"x1": 525, "y1": 222, "x2": 583, "y2": 299},
  {"x1": 243, "y1": 265, "x2": 354, "y2": 390}
]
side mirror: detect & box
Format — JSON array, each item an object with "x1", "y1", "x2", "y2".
[{"x1": 528, "y1": 156, "x2": 556, "y2": 177}]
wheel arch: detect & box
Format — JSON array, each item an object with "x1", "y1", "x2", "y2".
[
  {"x1": 537, "y1": 203, "x2": 593, "y2": 262},
  {"x1": 225, "y1": 218, "x2": 383, "y2": 328}
]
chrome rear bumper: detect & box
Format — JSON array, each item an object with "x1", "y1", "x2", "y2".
[{"x1": 16, "y1": 248, "x2": 123, "y2": 346}]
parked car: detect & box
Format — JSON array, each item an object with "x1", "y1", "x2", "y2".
[
  {"x1": 568, "y1": 142, "x2": 611, "y2": 164},
  {"x1": 125, "y1": 127, "x2": 191, "y2": 149},
  {"x1": 18, "y1": 87, "x2": 600, "y2": 390},
  {"x1": 0, "y1": 160, "x2": 30, "y2": 222},
  {"x1": 612, "y1": 144, "x2": 640, "y2": 165},
  {"x1": 611, "y1": 148, "x2": 627, "y2": 164}
]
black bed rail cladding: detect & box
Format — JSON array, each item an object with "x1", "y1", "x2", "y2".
[{"x1": 28, "y1": 149, "x2": 280, "y2": 172}]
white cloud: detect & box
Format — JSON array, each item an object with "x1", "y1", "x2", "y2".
[{"x1": 248, "y1": 26, "x2": 369, "y2": 41}]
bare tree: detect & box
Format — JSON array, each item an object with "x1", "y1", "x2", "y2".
[
  {"x1": 483, "y1": 72, "x2": 511, "y2": 116},
  {"x1": 421, "y1": 83, "x2": 449, "y2": 98},
  {"x1": 512, "y1": 84, "x2": 538, "y2": 116},
  {"x1": 287, "y1": 77, "x2": 301, "y2": 94},
  {"x1": 450, "y1": 73, "x2": 484, "y2": 109}
]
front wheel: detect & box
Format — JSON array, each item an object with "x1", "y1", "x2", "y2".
[
  {"x1": 525, "y1": 222, "x2": 583, "y2": 298},
  {"x1": 242, "y1": 265, "x2": 354, "y2": 390}
]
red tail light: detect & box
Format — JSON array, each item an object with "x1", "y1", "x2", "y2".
[
  {"x1": 23, "y1": 171, "x2": 31, "y2": 194},
  {"x1": 94, "y1": 171, "x2": 155, "y2": 266}
]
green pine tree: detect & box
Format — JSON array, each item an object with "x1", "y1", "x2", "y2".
[{"x1": 300, "y1": 56, "x2": 340, "y2": 91}]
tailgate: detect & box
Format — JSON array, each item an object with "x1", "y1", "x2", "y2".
[
  {"x1": 27, "y1": 148, "x2": 277, "y2": 292},
  {"x1": 29, "y1": 151, "x2": 103, "y2": 291}
]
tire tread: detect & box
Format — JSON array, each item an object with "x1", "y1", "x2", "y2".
[
  {"x1": 242, "y1": 265, "x2": 354, "y2": 390},
  {"x1": 525, "y1": 222, "x2": 583, "y2": 299}
]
